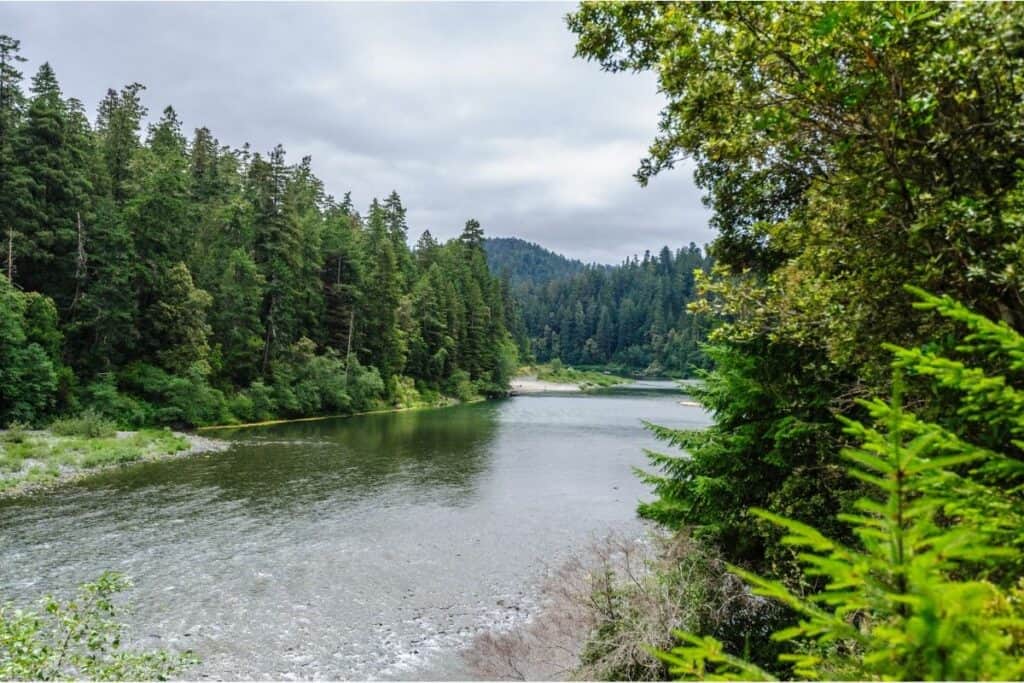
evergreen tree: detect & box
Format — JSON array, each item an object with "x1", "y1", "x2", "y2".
[
  {"x1": 359, "y1": 199, "x2": 406, "y2": 394},
  {"x1": 10, "y1": 63, "x2": 92, "y2": 313},
  {"x1": 95, "y1": 83, "x2": 145, "y2": 205},
  {"x1": 0, "y1": 35, "x2": 25, "y2": 283}
]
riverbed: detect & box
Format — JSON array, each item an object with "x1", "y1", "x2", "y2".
[{"x1": 0, "y1": 381, "x2": 709, "y2": 680}]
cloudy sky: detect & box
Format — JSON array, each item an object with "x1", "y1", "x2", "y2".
[{"x1": 1, "y1": 2, "x2": 713, "y2": 263}]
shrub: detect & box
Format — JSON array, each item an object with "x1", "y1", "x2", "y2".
[
  {"x1": 119, "y1": 363, "x2": 228, "y2": 427},
  {"x1": 346, "y1": 359, "x2": 385, "y2": 412},
  {"x1": 392, "y1": 376, "x2": 421, "y2": 408},
  {"x1": 447, "y1": 370, "x2": 478, "y2": 403},
  {"x1": 0, "y1": 572, "x2": 195, "y2": 680},
  {"x1": 657, "y1": 291, "x2": 1024, "y2": 681},
  {"x1": 577, "y1": 534, "x2": 784, "y2": 681},
  {"x1": 78, "y1": 373, "x2": 153, "y2": 428},
  {"x1": 244, "y1": 380, "x2": 277, "y2": 422},
  {"x1": 226, "y1": 392, "x2": 255, "y2": 423},
  {"x1": 49, "y1": 410, "x2": 117, "y2": 439},
  {"x1": 1, "y1": 422, "x2": 30, "y2": 444}
]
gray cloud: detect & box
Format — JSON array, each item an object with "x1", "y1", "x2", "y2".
[{"x1": 1, "y1": 1, "x2": 713, "y2": 263}]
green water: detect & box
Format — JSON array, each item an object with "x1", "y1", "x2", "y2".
[{"x1": 0, "y1": 382, "x2": 709, "y2": 679}]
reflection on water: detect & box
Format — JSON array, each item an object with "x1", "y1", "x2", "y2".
[{"x1": 0, "y1": 383, "x2": 709, "y2": 680}]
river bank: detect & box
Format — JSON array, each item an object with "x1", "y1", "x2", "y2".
[
  {"x1": 512, "y1": 364, "x2": 631, "y2": 394},
  {"x1": 0, "y1": 428, "x2": 228, "y2": 499},
  {"x1": 0, "y1": 382, "x2": 709, "y2": 679}
]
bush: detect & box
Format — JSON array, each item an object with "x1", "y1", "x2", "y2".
[
  {"x1": 78, "y1": 373, "x2": 154, "y2": 428},
  {"x1": 576, "y1": 534, "x2": 783, "y2": 681},
  {"x1": 0, "y1": 572, "x2": 195, "y2": 680},
  {"x1": 268, "y1": 339, "x2": 353, "y2": 418},
  {"x1": 244, "y1": 380, "x2": 277, "y2": 422},
  {"x1": 346, "y1": 359, "x2": 385, "y2": 412},
  {"x1": 392, "y1": 375, "x2": 421, "y2": 408},
  {"x1": 119, "y1": 363, "x2": 228, "y2": 427},
  {"x1": 226, "y1": 392, "x2": 255, "y2": 423},
  {"x1": 1, "y1": 422, "x2": 30, "y2": 444},
  {"x1": 658, "y1": 291, "x2": 1024, "y2": 681},
  {"x1": 49, "y1": 410, "x2": 117, "y2": 439},
  {"x1": 447, "y1": 370, "x2": 478, "y2": 403},
  {"x1": 0, "y1": 283, "x2": 60, "y2": 427}
]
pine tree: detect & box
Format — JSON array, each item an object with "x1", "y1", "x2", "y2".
[
  {"x1": 383, "y1": 190, "x2": 414, "y2": 284},
  {"x1": 321, "y1": 203, "x2": 363, "y2": 357},
  {"x1": 95, "y1": 83, "x2": 146, "y2": 205},
  {"x1": 0, "y1": 35, "x2": 25, "y2": 284},
  {"x1": 10, "y1": 63, "x2": 92, "y2": 313},
  {"x1": 150, "y1": 262, "x2": 212, "y2": 376},
  {"x1": 458, "y1": 218, "x2": 484, "y2": 250},
  {"x1": 208, "y1": 248, "x2": 264, "y2": 386},
  {"x1": 359, "y1": 199, "x2": 406, "y2": 394}
]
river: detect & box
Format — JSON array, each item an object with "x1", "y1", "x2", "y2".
[{"x1": 0, "y1": 381, "x2": 709, "y2": 680}]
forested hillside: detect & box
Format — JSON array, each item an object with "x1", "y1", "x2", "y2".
[
  {"x1": 490, "y1": 239, "x2": 712, "y2": 376},
  {"x1": 483, "y1": 237, "x2": 585, "y2": 287},
  {"x1": 0, "y1": 35, "x2": 518, "y2": 429},
  {"x1": 567, "y1": 2, "x2": 1024, "y2": 680}
]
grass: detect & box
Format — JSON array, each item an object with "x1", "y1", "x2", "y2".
[
  {"x1": 0, "y1": 428, "x2": 189, "y2": 493},
  {"x1": 527, "y1": 362, "x2": 631, "y2": 390}
]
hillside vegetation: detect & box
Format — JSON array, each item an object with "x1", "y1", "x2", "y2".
[
  {"x1": 0, "y1": 35, "x2": 520, "y2": 430},
  {"x1": 490, "y1": 238, "x2": 713, "y2": 377},
  {"x1": 567, "y1": 1, "x2": 1024, "y2": 679}
]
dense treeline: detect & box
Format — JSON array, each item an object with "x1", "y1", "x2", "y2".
[
  {"x1": 0, "y1": 35, "x2": 518, "y2": 428},
  {"x1": 488, "y1": 238, "x2": 712, "y2": 376},
  {"x1": 569, "y1": 1, "x2": 1024, "y2": 679},
  {"x1": 483, "y1": 237, "x2": 586, "y2": 287}
]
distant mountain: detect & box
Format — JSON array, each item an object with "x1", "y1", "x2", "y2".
[{"x1": 484, "y1": 237, "x2": 586, "y2": 287}]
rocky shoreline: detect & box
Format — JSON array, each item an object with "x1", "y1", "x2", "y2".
[{"x1": 0, "y1": 431, "x2": 230, "y2": 500}]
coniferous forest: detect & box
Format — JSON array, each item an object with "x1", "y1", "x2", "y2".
[
  {"x1": 487, "y1": 238, "x2": 712, "y2": 376},
  {"x1": 0, "y1": 34, "x2": 520, "y2": 429}
]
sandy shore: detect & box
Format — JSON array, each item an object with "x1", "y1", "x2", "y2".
[{"x1": 509, "y1": 375, "x2": 583, "y2": 395}]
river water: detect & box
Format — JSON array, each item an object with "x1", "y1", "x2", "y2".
[{"x1": 0, "y1": 382, "x2": 709, "y2": 680}]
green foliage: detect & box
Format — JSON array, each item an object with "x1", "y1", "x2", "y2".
[
  {"x1": 119, "y1": 363, "x2": 227, "y2": 428},
  {"x1": 497, "y1": 241, "x2": 712, "y2": 376},
  {"x1": 447, "y1": 370, "x2": 479, "y2": 403},
  {"x1": 0, "y1": 279, "x2": 59, "y2": 427},
  {"x1": 78, "y1": 374, "x2": 152, "y2": 428},
  {"x1": 49, "y1": 410, "x2": 116, "y2": 438},
  {"x1": 0, "y1": 32, "x2": 521, "y2": 429},
  {"x1": 269, "y1": 338, "x2": 351, "y2": 417},
  {"x1": 656, "y1": 294, "x2": 1024, "y2": 681},
  {"x1": 1, "y1": 422, "x2": 29, "y2": 444},
  {"x1": 483, "y1": 236, "x2": 585, "y2": 287},
  {"x1": 533, "y1": 362, "x2": 630, "y2": 390},
  {"x1": 0, "y1": 572, "x2": 195, "y2": 680},
  {"x1": 637, "y1": 340, "x2": 856, "y2": 576}
]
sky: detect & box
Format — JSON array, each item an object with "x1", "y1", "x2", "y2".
[{"x1": 1, "y1": 2, "x2": 714, "y2": 264}]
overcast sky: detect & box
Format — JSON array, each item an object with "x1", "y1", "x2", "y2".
[{"x1": 1, "y1": 2, "x2": 713, "y2": 264}]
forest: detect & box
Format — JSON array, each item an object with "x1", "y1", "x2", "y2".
[
  {"x1": 0, "y1": 34, "x2": 520, "y2": 429},
  {"x1": 4, "y1": 1, "x2": 1024, "y2": 681},
  {"x1": 565, "y1": 2, "x2": 1024, "y2": 680},
  {"x1": 486, "y1": 237, "x2": 712, "y2": 376}
]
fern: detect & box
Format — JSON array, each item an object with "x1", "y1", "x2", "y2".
[{"x1": 657, "y1": 290, "x2": 1024, "y2": 680}]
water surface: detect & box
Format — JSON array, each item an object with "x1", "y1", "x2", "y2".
[{"x1": 0, "y1": 382, "x2": 709, "y2": 679}]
